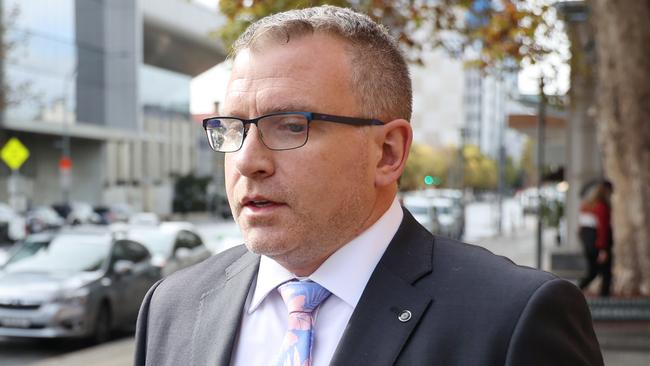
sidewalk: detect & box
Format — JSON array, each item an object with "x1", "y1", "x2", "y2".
[{"x1": 30, "y1": 338, "x2": 134, "y2": 366}]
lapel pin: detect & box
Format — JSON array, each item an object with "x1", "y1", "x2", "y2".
[{"x1": 398, "y1": 310, "x2": 412, "y2": 322}]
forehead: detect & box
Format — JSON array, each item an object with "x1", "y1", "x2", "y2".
[{"x1": 223, "y1": 34, "x2": 358, "y2": 117}]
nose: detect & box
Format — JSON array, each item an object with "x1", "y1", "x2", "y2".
[{"x1": 230, "y1": 124, "x2": 275, "y2": 179}]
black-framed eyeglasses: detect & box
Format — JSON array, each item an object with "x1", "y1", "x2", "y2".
[{"x1": 202, "y1": 111, "x2": 384, "y2": 153}]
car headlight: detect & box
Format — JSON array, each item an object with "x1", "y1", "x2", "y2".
[{"x1": 56, "y1": 288, "x2": 90, "y2": 306}]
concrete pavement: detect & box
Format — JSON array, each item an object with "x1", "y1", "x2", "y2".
[{"x1": 30, "y1": 338, "x2": 134, "y2": 366}]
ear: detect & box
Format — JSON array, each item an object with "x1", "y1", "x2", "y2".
[{"x1": 374, "y1": 119, "x2": 412, "y2": 188}]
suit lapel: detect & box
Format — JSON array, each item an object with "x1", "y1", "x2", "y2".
[
  {"x1": 191, "y1": 251, "x2": 260, "y2": 366},
  {"x1": 330, "y1": 209, "x2": 435, "y2": 366}
]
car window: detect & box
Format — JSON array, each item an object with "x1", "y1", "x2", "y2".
[
  {"x1": 176, "y1": 231, "x2": 197, "y2": 250},
  {"x1": 127, "y1": 229, "x2": 174, "y2": 257},
  {"x1": 184, "y1": 231, "x2": 203, "y2": 249},
  {"x1": 113, "y1": 240, "x2": 149, "y2": 263}
]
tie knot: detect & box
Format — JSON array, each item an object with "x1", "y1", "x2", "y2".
[{"x1": 278, "y1": 280, "x2": 331, "y2": 314}]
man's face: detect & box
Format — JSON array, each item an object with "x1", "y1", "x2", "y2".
[{"x1": 223, "y1": 34, "x2": 380, "y2": 273}]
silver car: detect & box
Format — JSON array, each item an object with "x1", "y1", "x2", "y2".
[
  {"x1": 0, "y1": 227, "x2": 159, "y2": 343},
  {"x1": 125, "y1": 222, "x2": 211, "y2": 277},
  {"x1": 402, "y1": 196, "x2": 441, "y2": 234},
  {"x1": 430, "y1": 197, "x2": 464, "y2": 240}
]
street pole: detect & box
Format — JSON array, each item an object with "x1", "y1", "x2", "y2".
[
  {"x1": 496, "y1": 71, "x2": 505, "y2": 236},
  {"x1": 60, "y1": 65, "x2": 77, "y2": 206},
  {"x1": 536, "y1": 76, "x2": 546, "y2": 269},
  {"x1": 459, "y1": 127, "x2": 466, "y2": 192}
]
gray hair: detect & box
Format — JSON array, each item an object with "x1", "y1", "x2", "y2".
[{"x1": 231, "y1": 5, "x2": 412, "y2": 122}]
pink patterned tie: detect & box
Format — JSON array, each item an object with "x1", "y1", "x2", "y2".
[{"x1": 275, "y1": 280, "x2": 331, "y2": 366}]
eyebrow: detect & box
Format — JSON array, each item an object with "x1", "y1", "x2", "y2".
[
  {"x1": 222, "y1": 104, "x2": 318, "y2": 119},
  {"x1": 256, "y1": 103, "x2": 316, "y2": 116}
]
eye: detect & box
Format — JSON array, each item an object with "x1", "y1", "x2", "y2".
[
  {"x1": 276, "y1": 117, "x2": 308, "y2": 133},
  {"x1": 286, "y1": 123, "x2": 306, "y2": 133}
]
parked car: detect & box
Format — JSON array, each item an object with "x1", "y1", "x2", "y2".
[
  {"x1": 26, "y1": 206, "x2": 65, "y2": 234},
  {"x1": 128, "y1": 212, "x2": 160, "y2": 226},
  {"x1": 125, "y1": 222, "x2": 211, "y2": 277},
  {"x1": 425, "y1": 189, "x2": 465, "y2": 239},
  {"x1": 402, "y1": 195, "x2": 440, "y2": 234},
  {"x1": 0, "y1": 203, "x2": 26, "y2": 243},
  {"x1": 430, "y1": 197, "x2": 464, "y2": 240},
  {"x1": 94, "y1": 203, "x2": 134, "y2": 225},
  {"x1": 0, "y1": 226, "x2": 159, "y2": 343},
  {"x1": 67, "y1": 203, "x2": 102, "y2": 225},
  {"x1": 207, "y1": 223, "x2": 244, "y2": 254}
]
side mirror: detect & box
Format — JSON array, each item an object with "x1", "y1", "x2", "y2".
[
  {"x1": 113, "y1": 260, "x2": 134, "y2": 275},
  {"x1": 175, "y1": 247, "x2": 191, "y2": 260}
]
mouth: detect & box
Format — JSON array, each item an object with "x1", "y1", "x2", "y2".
[
  {"x1": 240, "y1": 196, "x2": 285, "y2": 210},
  {"x1": 245, "y1": 200, "x2": 275, "y2": 208}
]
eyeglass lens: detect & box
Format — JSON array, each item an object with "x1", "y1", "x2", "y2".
[{"x1": 206, "y1": 114, "x2": 309, "y2": 152}]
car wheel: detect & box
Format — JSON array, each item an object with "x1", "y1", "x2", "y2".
[{"x1": 92, "y1": 303, "x2": 112, "y2": 344}]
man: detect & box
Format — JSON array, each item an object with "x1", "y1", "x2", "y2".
[{"x1": 135, "y1": 6, "x2": 603, "y2": 366}]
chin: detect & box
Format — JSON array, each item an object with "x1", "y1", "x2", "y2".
[{"x1": 243, "y1": 230, "x2": 292, "y2": 256}]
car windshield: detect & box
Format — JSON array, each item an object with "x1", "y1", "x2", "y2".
[
  {"x1": 3, "y1": 234, "x2": 111, "y2": 273},
  {"x1": 127, "y1": 230, "x2": 174, "y2": 257}
]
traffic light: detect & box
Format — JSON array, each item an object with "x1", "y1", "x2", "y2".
[{"x1": 424, "y1": 175, "x2": 441, "y2": 186}]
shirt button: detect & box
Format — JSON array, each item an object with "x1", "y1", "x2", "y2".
[{"x1": 398, "y1": 310, "x2": 412, "y2": 322}]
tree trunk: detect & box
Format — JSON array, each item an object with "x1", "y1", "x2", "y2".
[{"x1": 591, "y1": 0, "x2": 650, "y2": 295}]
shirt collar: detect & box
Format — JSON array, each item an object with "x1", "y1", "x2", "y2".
[{"x1": 248, "y1": 197, "x2": 403, "y2": 313}]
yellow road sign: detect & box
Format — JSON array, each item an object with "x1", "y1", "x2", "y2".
[{"x1": 1, "y1": 137, "x2": 30, "y2": 171}]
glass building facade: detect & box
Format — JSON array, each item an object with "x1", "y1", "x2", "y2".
[
  {"x1": 0, "y1": 0, "x2": 225, "y2": 213},
  {"x1": 140, "y1": 64, "x2": 191, "y2": 116},
  {"x1": 2, "y1": 0, "x2": 77, "y2": 123}
]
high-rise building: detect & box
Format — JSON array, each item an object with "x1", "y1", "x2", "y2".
[
  {"x1": 463, "y1": 68, "x2": 520, "y2": 159},
  {"x1": 0, "y1": 0, "x2": 225, "y2": 215}
]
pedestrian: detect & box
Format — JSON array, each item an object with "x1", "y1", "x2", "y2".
[
  {"x1": 579, "y1": 180, "x2": 613, "y2": 297},
  {"x1": 134, "y1": 6, "x2": 603, "y2": 366}
]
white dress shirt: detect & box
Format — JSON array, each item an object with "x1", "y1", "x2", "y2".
[{"x1": 230, "y1": 198, "x2": 403, "y2": 366}]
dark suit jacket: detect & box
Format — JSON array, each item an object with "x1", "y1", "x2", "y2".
[{"x1": 134, "y1": 209, "x2": 603, "y2": 365}]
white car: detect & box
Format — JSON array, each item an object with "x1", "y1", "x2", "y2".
[
  {"x1": 128, "y1": 212, "x2": 160, "y2": 226},
  {"x1": 125, "y1": 222, "x2": 211, "y2": 277},
  {"x1": 0, "y1": 203, "x2": 26, "y2": 243},
  {"x1": 430, "y1": 197, "x2": 464, "y2": 240},
  {"x1": 402, "y1": 196, "x2": 440, "y2": 234}
]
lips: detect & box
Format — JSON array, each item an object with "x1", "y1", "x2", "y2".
[
  {"x1": 246, "y1": 200, "x2": 275, "y2": 208},
  {"x1": 240, "y1": 196, "x2": 285, "y2": 210}
]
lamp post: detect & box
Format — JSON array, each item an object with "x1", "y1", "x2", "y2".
[
  {"x1": 60, "y1": 65, "x2": 77, "y2": 206},
  {"x1": 536, "y1": 76, "x2": 547, "y2": 269}
]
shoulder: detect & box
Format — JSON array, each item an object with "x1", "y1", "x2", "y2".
[
  {"x1": 422, "y1": 235, "x2": 564, "y2": 323},
  {"x1": 431, "y1": 235, "x2": 556, "y2": 290},
  {"x1": 419, "y1": 237, "x2": 601, "y2": 364},
  {"x1": 151, "y1": 245, "x2": 253, "y2": 305}
]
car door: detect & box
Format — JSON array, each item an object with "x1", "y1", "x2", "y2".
[
  {"x1": 171, "y1": 231, "x2": 194, "y2": 271},
  {"x1": 183, "y1": 230, "x2": 211, "y2": 265},
  {"x1": 109, "y1": 240, "x2": 153, "y2": 325}
]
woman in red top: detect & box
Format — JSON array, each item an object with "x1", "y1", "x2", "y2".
[{"x1": 578, "y1": 181, "x2": 613, "y2": 297}]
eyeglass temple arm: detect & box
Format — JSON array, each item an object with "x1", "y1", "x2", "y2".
[{"x1": 310, "y1": 113, "x2": 384, "y2": 126}]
